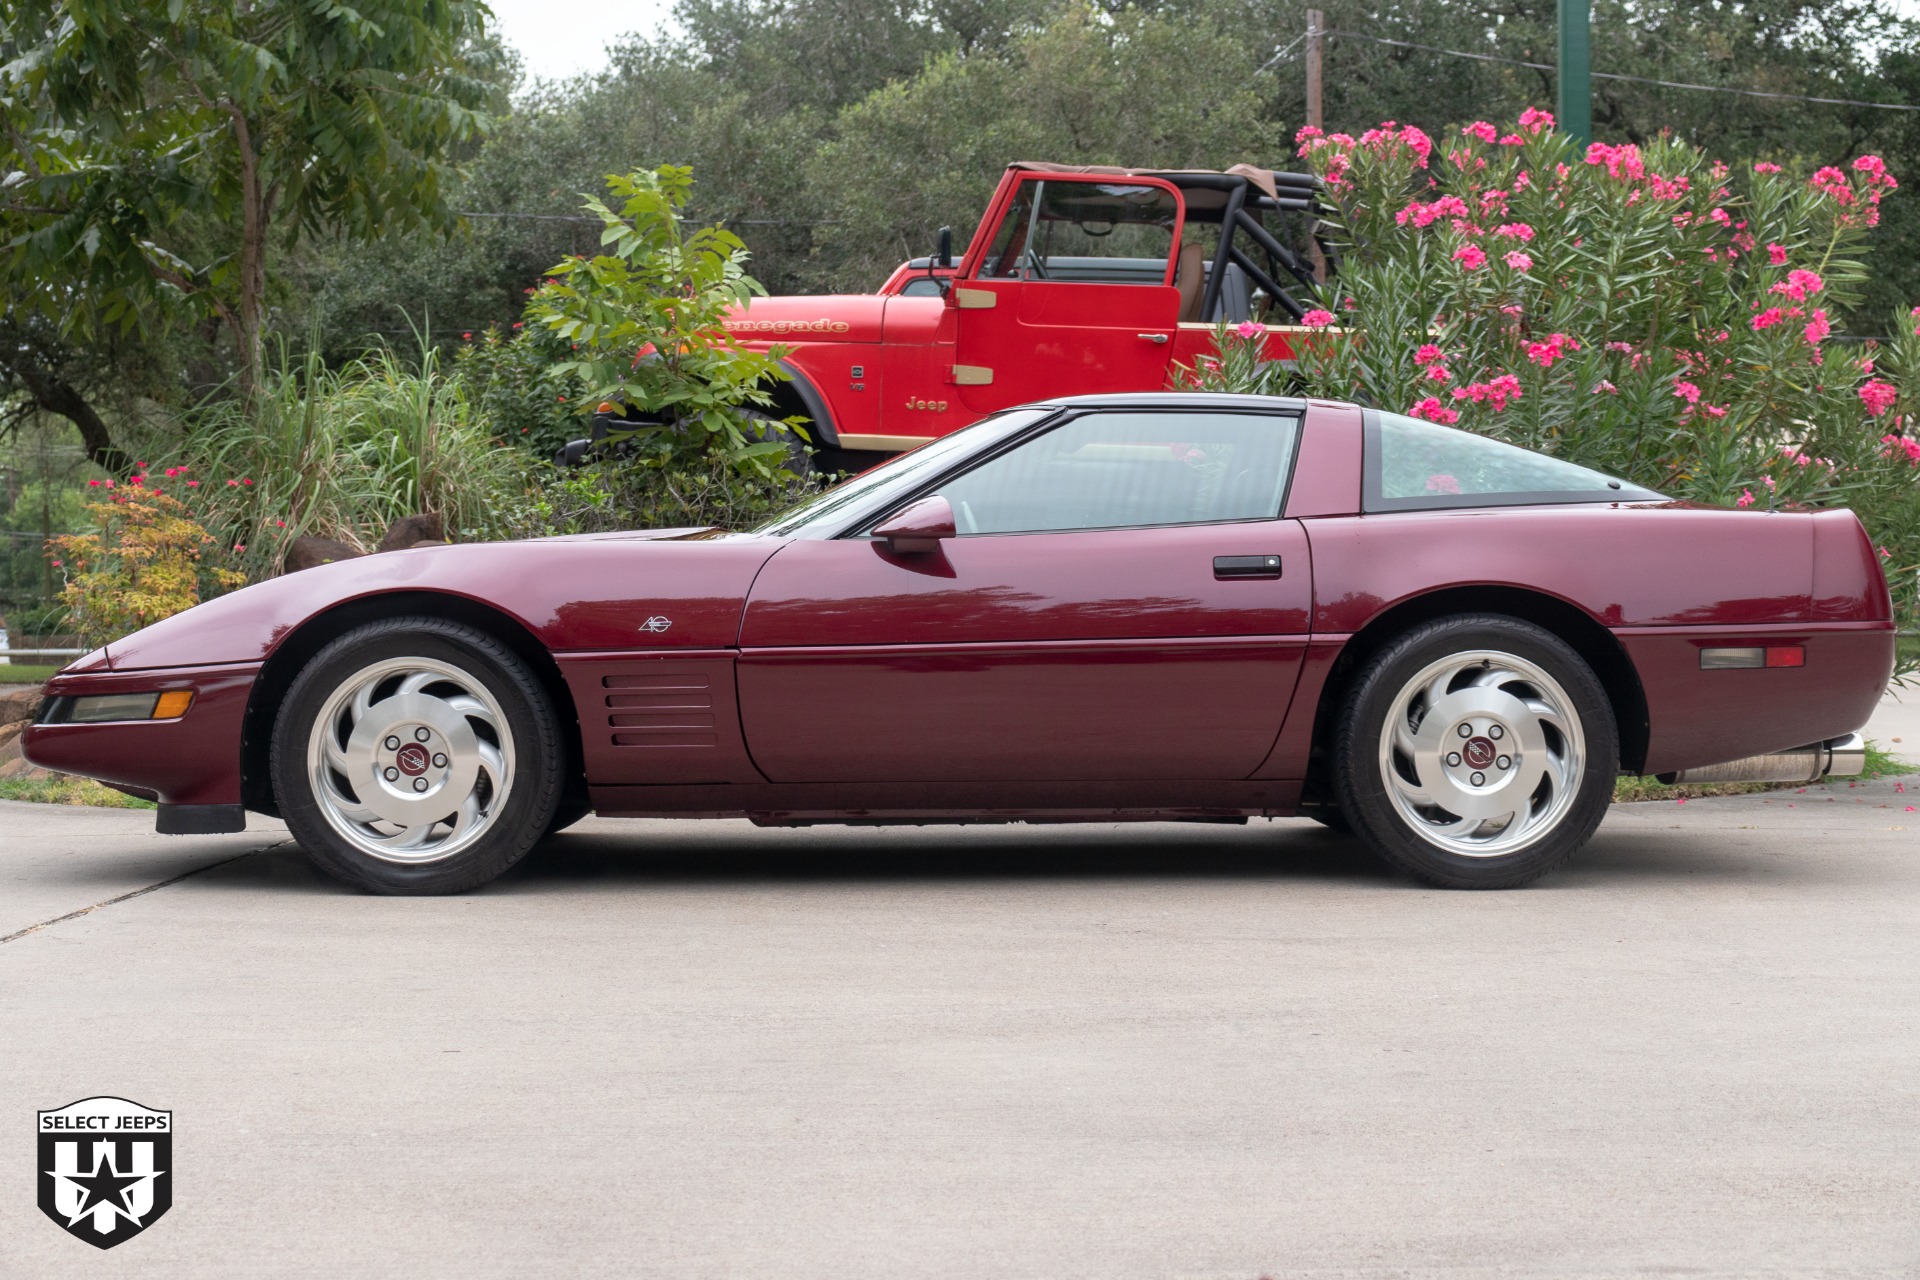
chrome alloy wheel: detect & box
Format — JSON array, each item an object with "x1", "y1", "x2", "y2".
[
  {"x1": 304, "y1": 657, "x2": 515, "y2": 864},
  {"x1": 1376, "y1": 649, "x2": 1584, "y2": 858}
]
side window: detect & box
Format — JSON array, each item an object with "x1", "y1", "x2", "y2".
[
  {"x1": 930, "y1": 411, "x2": 1299, "y2": 536},
  {"x1": 976, "y1": 180, "x2": 1179, "y2": 285},
  {"x1": 1366, "y1": 412, "x2": 1658, "y2": 511}
]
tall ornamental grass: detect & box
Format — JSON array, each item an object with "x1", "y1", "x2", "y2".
[
  {"x1": 170, "y1": 342, "x2": 528, "y2": 581},
  {"x1": 1205, "y1": 110, "x2": 1920, "y2": 630}
]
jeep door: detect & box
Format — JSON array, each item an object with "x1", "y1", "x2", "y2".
[
  {"x1": 948, "y1": 175, "x2": 1185, "y2": 415},
  {"x1": 736, "y1": 406, "x2": 1311, "y2": 782}
]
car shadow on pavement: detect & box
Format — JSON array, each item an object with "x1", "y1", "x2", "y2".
[{"x1": 499, "y1": 820, "x2": 1398, "y2": 890}]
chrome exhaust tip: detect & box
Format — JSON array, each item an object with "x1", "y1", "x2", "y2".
[{"x1": 1658, "y1": 732, "x2": 1867, "y2": 786}]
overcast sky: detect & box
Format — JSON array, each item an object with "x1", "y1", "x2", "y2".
[
  {"x1": 489, "y1": 0, "x2": 678, "y2": 83},
  {"x1": 487, "y1": 0, "x2": 1920, "y2": 85}
]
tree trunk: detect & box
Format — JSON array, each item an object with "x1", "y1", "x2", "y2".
[
  {"x1": 228, "y1": 106, "x2": 266, "y2": 403},
  {"x1": 8, "y1": 362, "x2": 130, "y2": 476}
]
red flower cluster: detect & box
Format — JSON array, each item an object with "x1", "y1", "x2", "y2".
[{"x1": 1452, "y1": 374, "x2": 1523, "y2": 411}]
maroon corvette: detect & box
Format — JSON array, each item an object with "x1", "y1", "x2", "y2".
[{"x1": 24, "y1": 394, "x2": 1892, "y2": 892}]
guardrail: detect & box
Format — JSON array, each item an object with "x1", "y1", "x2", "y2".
[{"x1": 0, "y1": 649, "x2": 84, "y2": 658}]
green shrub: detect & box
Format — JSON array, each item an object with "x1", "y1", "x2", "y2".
[
  {"x1": 523, "y1": 166, "x2": 800, "y2": 474},
  {"x1": 507, "y1": 457, "x2": 827, "y2": 538},
  {"x1": 455, "y1": 323, "x2": 592, "y2": 463}
]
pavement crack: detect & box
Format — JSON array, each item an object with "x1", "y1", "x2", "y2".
[{"x1": 1, "y1": 840, "x2": 289, "y2": 945}]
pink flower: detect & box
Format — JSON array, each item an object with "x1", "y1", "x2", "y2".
[
  {"x1": 242, "y1": 478, "x2": 253, "y2": 486},
  {"x1": 1462, "y1": 121, "x2": 1498, "y2": 144},
  {"x1": 1413, "y1": 343, "x2": 1446, "y2": 366},
  {"x1": 1425, "y1": 473, "x2": 1462, "y2": 493},
  {"x1": 1499, "y1": 134, "x2": 1524, "y2": 146},
  {"x1": 1736, "y1": 489, "x2": 1755, "y2": 507},
  {"x1": 1409, "y1": 397, "x2": 1461, "y2": 425},
  {"x1": 1751, "y1": 307, "x2": 1785, "y2": 332},
  {"x1": 1860, "y1": 380, "x2": 1900, "y2": 416},
  {"x1": 227, "y1": 479, "x2": 240, "y2": 487},
  {"x1": 1753, "y1": 161, "x2": 1782, "y2": 174},
  {"x1": 1425, "y1": 363, "x2": 1452, "y2": 382},
  {"x1": 1584, "y1": 142, "x2": 1646, "y2": 180},
  {"x1": 1771, "y1": 269, "x2": 1825, "y2": 301},
  {"x1": 1518, "y1": 107, "x2": 1554, "y2": 135},
  {"x1": 186, "y1": 480, "x2": 199, "y2": 488},
  {"x1": 1804, "y1": 309, "x2": 1831, "y2": 345},
  {"x1": 1299, "y1": 310, "x2": 1336, "y2": 328},
  {"x1": 1504, "y1": 250, "x2": 1533, "y2": 272},
  {"x1": 1452, "y1": 243, "x2": 1488, "y2": 270},
  {"x1": 462, "y1": 331, "x2": 473, "y2": 340},
  {"x1": 1451, "y1": 374, "x2": 1523, "y2": 411},
  {"x1": 1234, "y1": 320, "x2": 1267, "y2": 338},
  {"x1": 1673, "y1": 380, "x2": 1702, "y2": 404},
  {"x1": 1526, "y1": 332, "x2": 1578, "y2": 367},
  {"x1": 233, "y1": 544, "x2": 246, "y2": 553},
  {"x1": 1767, "y1": 243, "x2": 1788, "y2": 266},
  {"x1": 1493, "y1": 222, "x2": 1535, "y2": 241},
  {"x1": 87, "y1": 479, "x2": 100, "y2": 487}
]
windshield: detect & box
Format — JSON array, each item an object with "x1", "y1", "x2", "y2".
[{"x1": 753, "y1": 410, "x2": 1051, "y2": 538}]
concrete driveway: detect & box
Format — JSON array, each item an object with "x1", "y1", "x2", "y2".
[{"x1": 3, "y1": 766, "x2": 1920, "y2": 1278}]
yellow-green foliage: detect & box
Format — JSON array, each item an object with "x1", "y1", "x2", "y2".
[{"x1": 50, "y1": 487, "x2": 245, "y2": 647}]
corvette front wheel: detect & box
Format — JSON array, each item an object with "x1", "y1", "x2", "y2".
[
  {"x1": 271, "y1": 618, "x2": 563, "y2": 894},
  {"x1": 1330, "y1": 615, "x2": 1616, "y2": 889}
]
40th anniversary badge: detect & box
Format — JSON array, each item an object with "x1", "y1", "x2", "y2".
[{"x1": 38, "y1": 1096, "x2": 171, "y2": 1249}]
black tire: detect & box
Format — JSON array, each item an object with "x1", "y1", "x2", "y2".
[
  {"x1": 1300, "y1": 804, "x2": 1352, "y2": 834},
  {"x1": 1330, "y1": 614, "x2": 1616, "y2": 889},
  {"x1": 545, "y1": 795, "x2": 593, "y2": 837},
  {"x1": 270, "y1": 618, "x2": 564, "y2": 894}
]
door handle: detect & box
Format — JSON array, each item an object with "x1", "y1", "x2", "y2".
[
  {"x1": 1137, "y1": 332, "x2": 1170, "y2": 345},
  {"x1": 1214, "y1": 555, "x2": 1283, "y2": 579}
]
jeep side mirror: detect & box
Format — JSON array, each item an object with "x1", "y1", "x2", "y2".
[
  {"x1": 936, "y1": 226, "x2": 953, "y2": 269},
  {"x1": 872, "y1": 495, "x2": 956, "y2": 554}
]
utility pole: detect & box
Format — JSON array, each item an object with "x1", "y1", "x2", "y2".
[
  {"x1": 1305, "y1": 9, "x2": 1327, "y2": 283},
  {"x1": 1557, "y1": 0, "x2": 1592, "y2": 146}
]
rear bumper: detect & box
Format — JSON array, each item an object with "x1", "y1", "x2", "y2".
[{"x1": 21, "y1": 663, "x2": 260, "y2": 807}]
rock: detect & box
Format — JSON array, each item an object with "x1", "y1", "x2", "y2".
[
  {"x1": 284, "y1": 536, "x2": 365, "y2": 574},
  {"x1": 377, "y1": 513, "x2": 446, "y2": 553},
  {"x1": 0, "y1": 688, "x2": 39, "y2": 728},
  {"x1": 0, "y1": 720, "x2": 24, "y2": 761}
]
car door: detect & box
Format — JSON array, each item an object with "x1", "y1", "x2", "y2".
[
  {"x1": 949, "y1": 175, "x2": 1185, "y2": 416},
  {"x1": 736, "y1": 407, "x2": 1312, "y2": 783}
]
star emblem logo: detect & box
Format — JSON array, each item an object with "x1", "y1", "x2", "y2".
[{"x1": 38, "y1": 1097, "x2": 172, "y2": 1249}]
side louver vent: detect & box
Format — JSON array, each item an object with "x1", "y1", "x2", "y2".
[{"x1": 603, "y1": 673, "x2": 717, "y2": 749}]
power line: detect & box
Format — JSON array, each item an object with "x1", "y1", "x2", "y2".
[
  {"x1": 1326, "y1": 30, "x2": 1920, "y2": 112},
  {"x1": 457, "y1": 212, "x2": 844, "y2": 225}
]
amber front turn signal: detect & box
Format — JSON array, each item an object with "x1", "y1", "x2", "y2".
[{"x1": 152, "y1": 690, "x2": 195, "y2": 719}]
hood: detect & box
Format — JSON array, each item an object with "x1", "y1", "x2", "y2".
[
  {"x1": 103, "y1": 534, "x2": 787, "y2": 671},
  {"x1": 724, "y1": 294, "x2": 887, "y2": 344}
]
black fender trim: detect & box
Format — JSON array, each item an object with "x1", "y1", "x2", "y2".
[
  {"x1": 774, "y1": 359, "x2": 840, "y2": 447},
  {"x1": 156, "y1": 803, "x2": 247, "y2": 835}
]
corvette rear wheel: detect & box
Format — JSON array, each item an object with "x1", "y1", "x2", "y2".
[
  {"x1": 271, "y1": 618, "x2": 562, "y2": 894},
  {"x1": 1331, "y1": 615, "x2": 1616, "y2": 889}
]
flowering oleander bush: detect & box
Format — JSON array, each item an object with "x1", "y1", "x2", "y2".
[{"x1": 1236, "y1": 110, "x2": 1920, "y2": 635}]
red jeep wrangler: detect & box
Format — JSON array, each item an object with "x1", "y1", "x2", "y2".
[{"x1": 728, "y1": 162, "x2": 1326, "y2": 465}]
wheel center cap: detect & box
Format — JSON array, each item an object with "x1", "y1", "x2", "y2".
[
  {"x1": 1462, "y1": 736, "x2": 1498, "y2": 769},
  {"x1": 395, "y1": 743, "x2": 431, "y2": 776}
]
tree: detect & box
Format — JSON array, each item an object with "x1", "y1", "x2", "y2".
[{"x1": 0, "y1": 0, "x2": 496, "y2": 406}]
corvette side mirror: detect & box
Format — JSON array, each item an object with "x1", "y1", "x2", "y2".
[{"x1": 872, "y1": 495, "x2": 956, "y2": 554}]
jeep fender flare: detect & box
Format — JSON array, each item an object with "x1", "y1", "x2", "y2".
[{"x1": 770, "y1": 359, "x2": 840, "y2": 448}]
